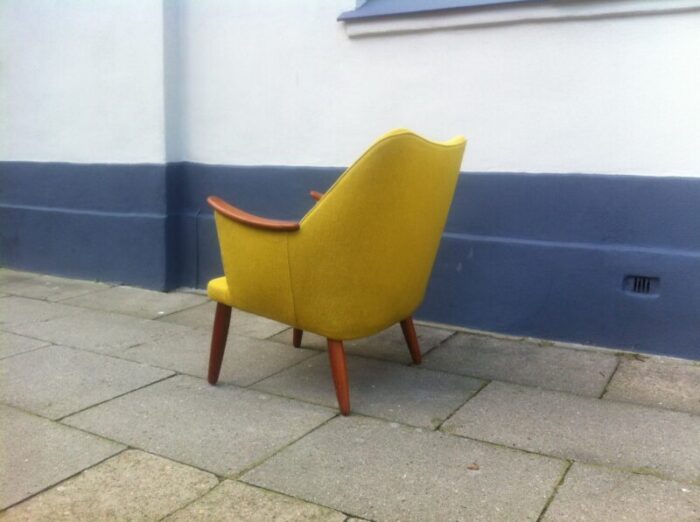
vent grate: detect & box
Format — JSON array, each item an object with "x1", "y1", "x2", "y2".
[{"x1": 624, "y1": 275, "x2": 659, "y2": 295}]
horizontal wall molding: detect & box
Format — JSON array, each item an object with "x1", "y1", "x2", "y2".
[
  {"x1": 342, "y1": 0, "x2": 700, "y2": 37},
  {"x1": 444, "y1": 232, "x2": 700, "y2": 258},
  {"x1": 1, "y1": 161, "x2": 698, "y2": 358}
]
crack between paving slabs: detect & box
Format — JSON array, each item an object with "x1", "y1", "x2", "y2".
[
  {"x1": 4, "y1": 288, "x2": 102, "y2": 303},
  {"x1": 241, "y1": 351, "x2": 491, "y2": 430},
  {"x1": 535, "y1": 460, "x2": 573, "y2": 522},
  {"x1": 434, "y1": 378, "x2": 491, "y2": 431},
  {"x1": 5, "y1": 290, "x2": 113, "y2": 308},
  {"x1": 236, "y1": 409, "x2": 571, "y2": 522},
  {"x1": 417, "y1": 329, "x2": 458, "y2": 361},
  {"x1": 53, "y1": 372, "x2": 178, "y2": 422},
  {"x1": 48, "y1": 376, "x2": 343, "y2": 500},
  {"x1": 441, "y1": 428, "x2": 700, "y2": 487},
  {"x1": 0, "y1": 339, "x2": 53, "y2": 361},
  {"x1": 51, "y1": 286, "x2": 118, "y2": 303},
  {"x1": 150, "y1": 467, "x2": 232, "y2": 522},
  {"x1": 151, "y1": 299, "x2": 214, "y2": 321},
  {"x1": 0, "y1": 447, "x2": 131, "y2": 513},
  {"x1": 261, "y1": 327, "x2": 459, "y2": 368},
  {"x1": 1, "y1": 337, "x2": 189, "y2": 378},
  {"x1": 53, "y1": 422, "x2": 229, "y2": 487},
  {"x1": 598, "y1": 355, "x2": 621, "y2": 399},
  {"x1": 238, "y1": 348, "x2": 323, "y2": 389},
  {"x1": 156, "y1": 478, "x2": 370, "y2": 522},
  {"x1": 225, "y1": 413, "x2": 373, "y2": 519}
]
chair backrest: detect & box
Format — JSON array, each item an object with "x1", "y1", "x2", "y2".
[{"x1": 289, "y1": 129, "x2": 466, "y2": 339}]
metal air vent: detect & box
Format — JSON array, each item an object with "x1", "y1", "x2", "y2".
[{"x1": 624, "y1": 275, "x2": 659, "y2": 295}]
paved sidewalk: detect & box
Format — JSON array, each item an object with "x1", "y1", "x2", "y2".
[{"x1": 1, "y1": 269, "x2": 699, "y2": 521}]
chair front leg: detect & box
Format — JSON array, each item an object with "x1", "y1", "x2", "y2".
[
  {"x1": 293, "y1": 328, "x2": 303, "y2": 348},
  {"x1": 327, "y1": 339, "x2": 350, "y2": 415},
  {"x1": 400, "y1": 317, "x2": 422, "y2": 365},
  {"x1": 208, "y1": 303, "x2": 232, "y2": 384}
]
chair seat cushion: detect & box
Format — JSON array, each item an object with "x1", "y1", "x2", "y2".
[{"x1": 207, "y1": 276, "x2": 232, "y2": 305}]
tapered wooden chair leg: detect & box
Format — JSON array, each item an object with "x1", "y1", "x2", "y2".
[
  {"x1": 208, "y1": 303, "x2": 232, "y2": 384},
  {"x1": 327, "y1": 339, "x2": 350, "y2": 415},
  {"x1": 293, "y1": 328, "x2": 303, "y2": 348},
  {"x1": 400, "y1": 317, "x2": 422, "y2": 365}
]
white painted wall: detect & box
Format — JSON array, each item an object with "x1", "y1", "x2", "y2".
[
  {"x1": 0, "y1": 0, "x2": 165, "y2": 163},
  {"x1": 3, "y1": 0, "x2": 699, "y2": 176},
  {"x1": 177, "y1": 0, "x2": 700, "y2": 175}
]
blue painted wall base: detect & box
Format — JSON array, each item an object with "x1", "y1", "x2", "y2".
[{"x1": 1, "y1": 161, "x2": 698, "y2": 358}]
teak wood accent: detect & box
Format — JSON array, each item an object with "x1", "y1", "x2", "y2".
[
  {"x1": 327, "y1": 339, "x2": 350, "y2": 415},
  {"x1": 400, "y1": 317, "x2": 422, "y2": 364},
  {"x1": 293, "y1": 328, "x2": 303, "y2": 348},
  {"x1": 309, "y1": 190, "x2": 324, "y2": 201},
  {"x1": 208, "y1": 303, "x2": 232, "y2": 384},
  {"x1": 207, "y1": 196, "x2": 300, "y2": 231}
]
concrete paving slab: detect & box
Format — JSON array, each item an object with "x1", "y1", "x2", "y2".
[
  {"x1": 0, "y1": 345, "x2": 173, "y2": 419},
  {"x1": 159, "y1": 301, "x2": 289, "y2": 339},
  {"x1": 0, "y1": 269, "x2": 35, "y2": 286},
  {"x1": 164, "y1": 480, "x2": 346, "y2": 522},
  {"x1": 64, "y1": 375, "x2": 336, "y2": 477},
  {"x1": 62, "y1": 285, "x2": 207, "y2": 319},
  {"x1": 0, "y1": 404, "x2": 124, "y2": 510},
  {"x1": 423, "y1": 333, "x2": 618, "y2": 397},
  {"x1": 121, "y1": 329, "x2": 316, "y2": 387},
  {"x1": 541, "y1": 462, "x2": 700, "y2": 522},
  {"x1": 0, "y1": 296, "x2": 81, "y2": 327},
  {"x1": 604, "y1": 357, "x2": 700, "y2": 415},
  {"x1": 0, "y1": 331, "x2": 49, "y2": 359},
  {"x1": 442, "y1": 381, "x2": 700, "y2": 483},
  {"x1": 243, "y1": 415, "x2": 567, "y2": 522},
  {"x1": 0, "y1": 274, "x2": 111, "y2": 302},
  {"x1": 253, "y1": 353, "x2": 484, "y2": 428},
  {"x1": 0, "y1": 450, "x2": 218, "y2": 521},
  {"x1": 269, "y1": 324, "x2": 453, "y2": 364},
  {"x1": 4, "y1": 309, "x2": 192, "y2": 355}
]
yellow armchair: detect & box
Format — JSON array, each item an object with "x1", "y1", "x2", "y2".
[{"x1": 206, "y1": 129, "x2": 466, "y2": 415}]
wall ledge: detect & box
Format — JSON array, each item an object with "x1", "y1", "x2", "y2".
[{"x1": 342, "y1": 0, "x2": 700, "y2": 37}]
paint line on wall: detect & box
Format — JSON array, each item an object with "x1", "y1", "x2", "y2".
[
  {"x1": 0, "y1": 203, "x2": 165, "y2": 220},
  {"x1": 443, "y1": 232, "x2": 700, "y2": 258}
]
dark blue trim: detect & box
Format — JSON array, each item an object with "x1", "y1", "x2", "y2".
[
  {"x1": 338, "y1": 0, "x2": 543, "y2": 21},
  {"x1": 0, "y1": 162, "x2": 167, "y2": 214},
  {"x1": 422, "y1": 233, "x2": 699, "y2": 358},
  {"x1": 0, "y1": 206, "x2": 168, "y2": 289},
  {"x1": 1, "y1": 161, "x2": 698, "y2": 359}
]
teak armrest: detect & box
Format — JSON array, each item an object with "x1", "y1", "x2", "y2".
[
  {"x1": 309, "y1": 190, "x2": 324, "y2": 201},
  {"x1": 207, "y1": 196, "x2": 300, "y2": 231}
]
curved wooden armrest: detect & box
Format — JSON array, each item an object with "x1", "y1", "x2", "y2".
[
  {"x1": 207, "y1": 196, "x2": 300, "y2": 231},
  {"x1": 309, "y1": 190, "x2": 324, "y2": 202}
]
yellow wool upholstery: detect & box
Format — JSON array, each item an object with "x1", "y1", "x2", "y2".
[
  {"x1": 206, "y1": 277, "x2": 231, "y2": 305},
  {"x1": 208, "y1": 129, "x2": 466, "y2": 340}
]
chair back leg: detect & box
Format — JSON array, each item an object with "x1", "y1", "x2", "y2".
[
  {"x1": 400, "y1": 317, "x2": 422, "y2": 364},
  {"x1": 208, "y1": 303, "x2": 232, "y2": 384},
  {"x1": 293, "y1": 328, "x2": 303, "y2": 348},
  {"x1": 327, "y1": 339, "x2": 350, "y2": 415}
]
